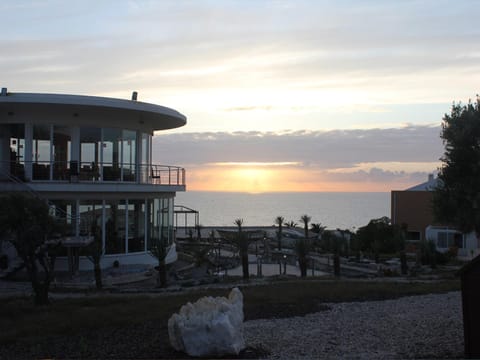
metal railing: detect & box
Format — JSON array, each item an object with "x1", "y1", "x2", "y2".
[{"x1": 1, "y1": 161, "x2": 186, "y2": 186}]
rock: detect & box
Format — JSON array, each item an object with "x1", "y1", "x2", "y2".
[{"x1": 168, "y1": 287, "x2": 245, "y2": 357}]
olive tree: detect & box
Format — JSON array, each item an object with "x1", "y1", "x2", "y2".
[
  {"x1": 433, "y1": 99, "x2": 480, "y2": 236},
  {"x1": 0, "y1": 193, "x2": 58, "y2": 305}
]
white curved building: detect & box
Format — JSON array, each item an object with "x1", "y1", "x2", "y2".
[{"x1": 0, "y1": 88, "x2": 186, "y2": 271}]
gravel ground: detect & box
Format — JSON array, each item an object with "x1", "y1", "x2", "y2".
[
  {"x1": 244, "y1": 291, "x2": 464, "y2": 359},
  {"x1": 0, "y1": 289, "x2": 464, "y2": 359}
]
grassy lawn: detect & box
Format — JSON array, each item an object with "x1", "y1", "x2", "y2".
[{"x1": 0, "y1": 279, "x2": 460, "y2": 359}]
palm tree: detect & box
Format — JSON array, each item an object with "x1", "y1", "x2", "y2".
[
  {"x1": 285, "y1": 220, "x2": 297, "y2": 228},
  {"x1": 234, "y1": 218, "x2": 249, "y2": 280},
  {"x1": 275, "y1": 216, "x2": 284, "y2": 251},
  {"x1": 300, "y1": 214, "x2": 312, "y2": 239},
  {"x1": 310, "y1": 223, "x2": 326, "y2": 235},
  {"x1": 234, "y1": 218, "x2": 243, "y2": 231}
]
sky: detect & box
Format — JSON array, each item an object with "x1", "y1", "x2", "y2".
[{"x1": 2, "y1": 0, "x2": 480, "y2": 192}]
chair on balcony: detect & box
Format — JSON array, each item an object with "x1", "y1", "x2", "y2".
[{"x1": 151, "y1": 167, "x2": 161, "y2": 183}]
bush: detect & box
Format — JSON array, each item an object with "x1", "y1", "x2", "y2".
[{"x1": 0, "y1": 254, "x2": 8, "y2": 270}]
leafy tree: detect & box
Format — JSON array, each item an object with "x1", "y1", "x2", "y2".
[
  {"x1": 433, "y1": 99, "x2": 480, "y2": 236},
  {"x1": 356, "y1": 217, "x2": 404, "y2": 260},
  {"x1": 300, "y1": 214, "x2": 311, "y2": 239},
  {"x1": 275, "y1": 216, "x2": 285, "y2": 251},
  {"x1": 87, "y1": 222, "x2": 103, "y2": 290},
  {"x1": 0, "y1": 193, "x2": 58, "y2": 305}
]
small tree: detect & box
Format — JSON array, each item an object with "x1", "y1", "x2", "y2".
[
  {"x1": 195, "y1": 224, "x2": 203, "y2": 240},
  {"x1": 87, "y1": 222, "x2": 103, "y2": 290},
  {"x1": 433, "y1": 98, "x2": 480, "y2": 237},
  {"x1": 275, "y1": 216, "x2": 285, "y2": 251},
  {"x1": 150, "y1": 237, "x2": 168, "y2": 287},
  {"x1": 0, "y1": 193, "x2": 58, "y2": 305},
  {"x1": 234, "y1": 218, "x2": 249, "y2": 280}
]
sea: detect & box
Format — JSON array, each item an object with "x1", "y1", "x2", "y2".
[{"x1": 175, "y1": 191, "x2": 390, "y2": 230}]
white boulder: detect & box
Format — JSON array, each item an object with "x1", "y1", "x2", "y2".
[{"x1": 168, "y1": 287, "x2": 245, "y2": 357}]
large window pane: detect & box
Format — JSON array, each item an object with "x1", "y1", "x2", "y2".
[
  {"x1": 140, "y1": 133, "x2": 149, "y2": 183},
  {"x1": 53, "y1": 125, "x2": 71, "y2": 180},
  {"x1": 122, "y1": 130, "x2": 136, "y2": 182},
  {"x1": 128, "y1": 199, "x2": 145, "y2": 253},
  {"x1": 79, "y1": 200, "x2": 102, "y2": 236},
  {"x1": 33, "y1": 124, "x2": 51, "y2": 180},
  {"x1": 105, "y1": 200, "x2": 126, "y2": 255},
  {"x1": 6, "y1": 124, "x2": 25, "y2": 179},
  {"x1": 80, "y1": 127, "x2": 101, "y2": 181},
  {"x1": 102, "y1": 128, "x2": 121, "y2": 181}
]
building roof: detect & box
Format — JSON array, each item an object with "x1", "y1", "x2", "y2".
[
  {"x1": 405, "y1": 174, "x2": 440, "y2": 191},
  {"x1": 0, "y1": 90, "x2": 186, "y2": 133}
]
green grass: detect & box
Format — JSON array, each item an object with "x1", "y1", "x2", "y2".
[{"x1": 0, "y1": 278, "x2": 460, "y2": 346}]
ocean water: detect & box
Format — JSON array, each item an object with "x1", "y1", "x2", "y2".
[{"x1": 175, "y1": 191, "x2": 390, "y2": 230}]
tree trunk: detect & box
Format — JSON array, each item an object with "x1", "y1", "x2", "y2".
[
  {"x1": 94, "y1": 261, "x2": 103, "y2": 290},
  {"x1": 26, "y1": 258, "x2": 50, "y2": 305},
  {"x1": 333, "y1": 254, "x2": 340, "y2": 277},
  {"x1": 241, "y1": 251, "x2": 249, "y2": 280},
  {"x1": 299, "y1": 258, "x2": 307, "y2": 278},
  {"x1": 157, "y1": 260, "x2": 167, "y2": 288},
  {"x1": 400, "y1": 251, "x2": 408, "y2": 275}
]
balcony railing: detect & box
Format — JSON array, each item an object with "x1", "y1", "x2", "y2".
[{"x1": 0, "y1": 161, "x2": 186, "y2": 186}]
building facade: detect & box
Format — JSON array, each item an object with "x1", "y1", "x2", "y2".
[
  {"x1": 0, "y1": 88, "x2": 186, "y2": 270},
  {"x1": 391, "y1": 174, "x2": 479, "y2": 258}
]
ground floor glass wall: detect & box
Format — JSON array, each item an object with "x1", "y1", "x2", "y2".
[{"x1": 49, "y1": 197, "x2": 174, "y2": 256}]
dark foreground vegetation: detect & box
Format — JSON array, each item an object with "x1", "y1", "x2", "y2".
[{"x1": 0, "y1": 279, "x2": 459, "y2": 359}]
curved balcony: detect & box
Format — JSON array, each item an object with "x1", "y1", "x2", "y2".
[{"x1": 0, "y1": 160, "x2": 186, "y2": 190}]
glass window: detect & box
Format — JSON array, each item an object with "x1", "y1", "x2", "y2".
[
  {"x1": 6, "y1": 124, "x2": 25, "y2": 179},
  {"x1": 105, "y1": 200, "x2": 126, "y2": 254},
  {"x1": 80, "y1": 127, "x2": 101, "y2": 181},
  {"x1": 122, "y1": 130, "x2": 136, "y2": 182},
  {"x1": 52, "y1": 125, "x2": 71, "y2": 180},
  {"x1": 148, "y1": 197, "x2": 173, "y2": 251},
  {"x1": 49, "y1": 199, "x2": 77, "y2": 238},
  {"x1": 140, "y1": 132, "x2": 150, "y2": 183},
  {"x1": 406, "y1": 231, "x2": 421, "y2": 241},
  {"x1": 79, "y1": 200, "x2": 102, "y2": 237},
  {"x1": 437, "y1": 232, "x2": 457, "y2": 248},
  {"x1": 102, "y1": 128, "x2": 122, "y2": 181},
  {"x1": 32, "y1": 124, "x2": 51, "y2": 180},
  {"x1": 128, "y1": 199, "x2": 145, "y2": 253}
]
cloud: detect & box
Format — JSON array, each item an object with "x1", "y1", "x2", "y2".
[
  {"x1": 153, "y1": 125, "x2": 443, "y2": 170},
  {"x1": 152, "y1": 124, "x2": 443, "y2": 190},
  {"x1": 3, "y1": 0, "x2": 480, "y2": 106}
]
